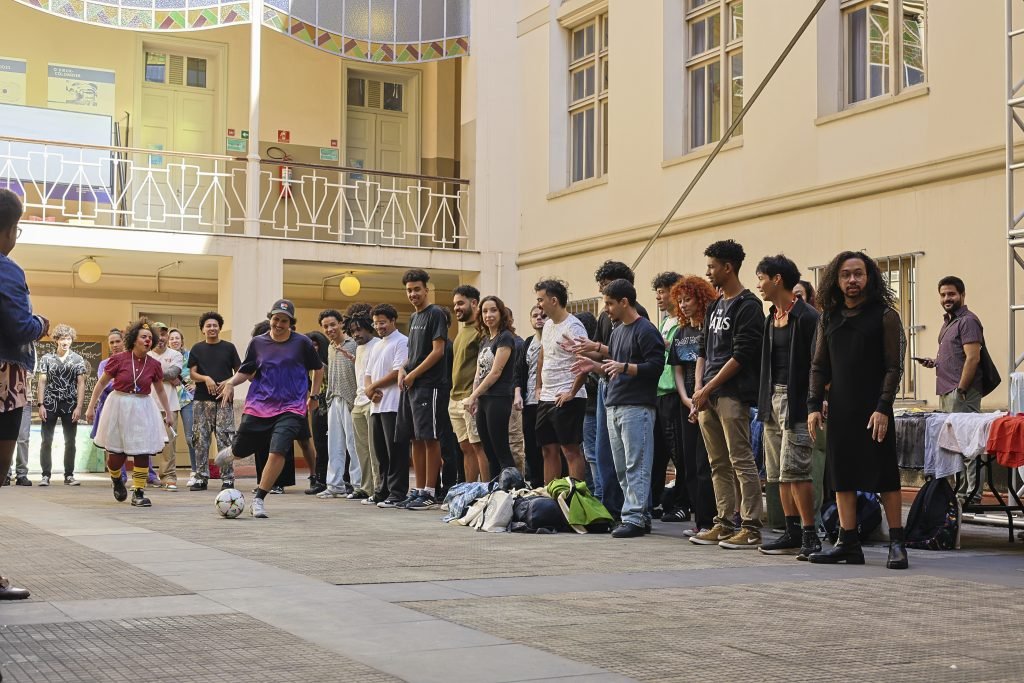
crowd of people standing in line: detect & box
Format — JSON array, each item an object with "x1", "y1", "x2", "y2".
[{"x1": 1, "y1": 183, "x2": 994, "y2": 599}]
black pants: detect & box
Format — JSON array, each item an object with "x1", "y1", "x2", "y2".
[
  {"x1": 254, "y1": 443, "x2": 297, "y2": 488},
  {"x1": 372, "y1": 411, "x2": 409, "y2": 500},
  {"x1": 477, "y1": 395, "x2": 515, "y2": 475},
  {"x1": 522, "y1": 403, "x2": 543, "y2": 487},
  {"x1": 680, "y1": 408, "x2": 716, "y2": 529},
  {"x1": 439, "y1": 424, "x2": 463, "y2": 498},
  {"x1": 311, "y1": 410, "x2": 330, "y2": 484},
  {"x1": 652, "y1": 393, "x2": 690, "y2": 512},
  {"x1": 40, "y1": 411, "x2": 77, "y2": 479}
]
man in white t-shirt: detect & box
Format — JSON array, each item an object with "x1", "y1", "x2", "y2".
[
  {"x1": 148, "y1": 321, "x2": 183, "y2": 490},
  {"x1": 364, "y1": 304, "x2": 409, "y2": 507},
  {"x1": 533, "y1": 279, "x2": 588, "y2": 483},
  {"x1": 346, "y1": 310, "x2": 381, "y2": 501}
]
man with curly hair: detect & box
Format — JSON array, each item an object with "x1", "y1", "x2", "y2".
[
  {"x1": 37, "y1": 323, "x2": 88, "y2": 486},
  {"x1": 690, "y1": 240, "x2": 766, "y2": 549},
  {"x1": 346, "y1": 303, "x2": 382, "y2": 500}
]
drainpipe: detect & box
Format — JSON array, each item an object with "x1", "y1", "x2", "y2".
[{"x1": 244, "y1": 0, "x2": 264, "y2": 237}]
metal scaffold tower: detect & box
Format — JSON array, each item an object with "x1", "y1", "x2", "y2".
[{"x1": 1008, "y1": 0, "x2": 1024, "y2": 385}]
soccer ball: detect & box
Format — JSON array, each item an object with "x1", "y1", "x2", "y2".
[{"x1": 215, "y1": 488, "x2": 245, "y2": 519}]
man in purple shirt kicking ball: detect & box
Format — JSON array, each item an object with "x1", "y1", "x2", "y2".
[{"x1": 216, "y1": 299, "x2": 324, "y2": 518}]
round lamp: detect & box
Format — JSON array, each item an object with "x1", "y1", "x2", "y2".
[
  {"x1": 339, "y1": 275, "x2": 361, "y2": 297},
  {"x1": 78, "y1": 259, "x2": 102, "y2": 284}
]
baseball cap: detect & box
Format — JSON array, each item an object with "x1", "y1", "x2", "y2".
[
  {"x1": 267, "y1": 299, "x2": 296, "y2": 321},
  {"x1": 151, "y1": 321, "x2": 169, "y2": 331}
]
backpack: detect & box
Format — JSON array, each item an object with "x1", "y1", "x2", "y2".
[
  {"x1": 820, "y1": 491, "x2": 882, "y2": 544},
  {"x1": 510, "y1": 496, "x2": 571, "y2": 534},
  {"x1": 905, "y1": 477, "x2": 961, "y2": 550}
]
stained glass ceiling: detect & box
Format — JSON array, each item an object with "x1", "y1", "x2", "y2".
[{"x1": 14, "y1": 0, "x2": 470, "y2": 62}]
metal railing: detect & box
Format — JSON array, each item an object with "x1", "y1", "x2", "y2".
[{"x1": 0, "y1": 136, "x2": 472, "y2": 250}]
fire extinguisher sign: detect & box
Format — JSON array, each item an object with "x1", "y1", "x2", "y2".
[{"x1": 277, "y1": 130, "x2": 290, "y2": 143}]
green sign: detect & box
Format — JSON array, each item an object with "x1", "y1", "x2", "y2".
[
  {"x1": 149, "y1": 143, "x2": 163, "y2": 166},
  {"x1": 240, "y1": 130, "x2": 249, "y2": 139},
  {"x1": 319, "y1": 147, "x2": 340, "y2": 162},
  {"x1": 226, "y1": 138, "x2": 247, "y2": 153}
]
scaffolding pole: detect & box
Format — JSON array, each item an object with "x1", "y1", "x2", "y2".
[{"x1": 1009, "y1": 0, "x2": 1024, "y2": 378}]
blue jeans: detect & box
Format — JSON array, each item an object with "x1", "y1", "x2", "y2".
[
  {"x1": 607, "y1": 404, "x2": 656, "y2": 528},
  {"x1": 595, "y1": 380, "x2": 623, "y2": 518},
  {"x1": 583, "y1": 412, "x2": 600, "y2": 498},
  {"x1": 179, "y1": 402, "x2": 196, "y2": 472}
]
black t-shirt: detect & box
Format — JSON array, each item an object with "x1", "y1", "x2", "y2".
[
  {"x1": 404, "y1": 304, "x2": 449, "y2": 387},
  {"x1": 771, "y1": 323, "x2": 791, "y2": 386},
  {"x1": 188, "y1": 340, "x2": 241, "y2": 401},
  {"x1": 605, "y1": 317, "x2": 665, "y2": 407},
  {"x1": 477, "y1": 330, "x2": 518, "y2": 397},
  {"x1": 669, "y1": 324, "x2": 701, "y2": 395}
]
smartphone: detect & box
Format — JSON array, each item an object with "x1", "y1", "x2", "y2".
[{"x1": 911, "y1": 356, "x2": 929, "y2": 363}]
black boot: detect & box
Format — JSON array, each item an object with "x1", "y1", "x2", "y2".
[
  {"x1": 758, "y1": 517, "x2": 803, "y2": 555},
  {"x1": 797, "y1": 527, "x2": 822, "y2": 561},
  {"x1": 111, "y1": 476, "x2": 128, "y2": 502},
  {"x1": 304, "y1": 477, "x2": 326, "y2": 495},
  {"x1": 0, "y1": 576, "x2": 30, "y2": 600},
  {"x1": 887, "y1": 526, "x2": 909, "y2": 570},
  {"x1": 808, "y1": 528, "x2": 864, "y2": 565}
]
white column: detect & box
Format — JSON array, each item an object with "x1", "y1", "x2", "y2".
[
  {"x1": 244, "y1": 0, "x2": 264, "y2": 237},
  {"x1": 218, "y1": 241, "x2": 283, "y2": 347}
]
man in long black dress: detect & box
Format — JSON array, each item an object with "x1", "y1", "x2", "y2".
[{"x1": 806, "y1": 251, "x2": 908, "y2": 569}]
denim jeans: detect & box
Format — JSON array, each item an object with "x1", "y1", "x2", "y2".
[
  {"x1": 179, "y1": 402, "x2": 196, "y2": 472},
  {"x1": 327, "y1": 399, "x2": 359, "y2": 493},
  {"x1": 595, "y1": 380, "x2": 623, "y2": 518},
  {"x1": 582, "y1": 412, "x2": 600, "y2": 497},
  {"x1": 607, "y1": 404, "x2": 656, "y2": 528}
]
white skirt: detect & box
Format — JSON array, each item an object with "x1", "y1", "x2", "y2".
[{"x1": 94, "y1": 391, "x2": 169, "y2": 456}]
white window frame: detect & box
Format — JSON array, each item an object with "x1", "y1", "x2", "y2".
[
  {"x1": 684, "y1": 0, "x2": 743, "y2": 151},
  {"x1": 840, "y1": 0, "x2": 927, "y2": 108},
  {"x1": 567, "y1": 13, "x2": 609, "y2": 184}
]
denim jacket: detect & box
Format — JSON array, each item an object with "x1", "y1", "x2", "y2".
[{"x1": 0, "y1": 253, "x2": 44, "y2": 370}]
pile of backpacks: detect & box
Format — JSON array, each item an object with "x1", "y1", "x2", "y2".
[{"x1": 441, "y1": 469, "x2": 614, "y2": 534}]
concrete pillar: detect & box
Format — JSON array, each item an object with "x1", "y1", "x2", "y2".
[{"x1": 217, "y1": 240, "x2": 283, "y2": 346}]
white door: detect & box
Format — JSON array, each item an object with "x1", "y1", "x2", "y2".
[{"x1": 136, "y1": 51, "x2": 217, "y2": 232}]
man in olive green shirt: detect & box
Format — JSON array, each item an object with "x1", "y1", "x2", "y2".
[
  {"x1": 450, "y1": 285, "x2": 488, "y2": 482},
  {"x1": 652, "y1": 272, "x2": 690, "y2": 521}
]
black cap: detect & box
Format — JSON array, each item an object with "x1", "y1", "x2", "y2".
[{"x1": 268, "y1": 298, "x2": 296, "y2": 321}]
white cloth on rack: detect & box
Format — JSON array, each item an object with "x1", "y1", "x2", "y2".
[
  {"x1": 924, "y1": 413, "x2": 961, "y2": 479},
  {"x1": 937, "y1": 411, "x2": 1007, "y2": 460},
  {"x1": 1010, "y1": 372, "x2": 1024, "y2": 414}
]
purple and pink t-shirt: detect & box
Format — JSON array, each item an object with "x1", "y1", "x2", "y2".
[{"x1": 240, "y1": 333, "x2": 323, "y2": 418}]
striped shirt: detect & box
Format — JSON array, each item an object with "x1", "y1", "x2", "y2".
[{"x1": 326, "y1": 338, "x2": 359, "y2": 408}]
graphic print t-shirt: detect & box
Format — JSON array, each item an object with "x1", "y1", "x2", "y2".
[
  {"x1": 476, "y1": 330, "x2": 517, "y2": 398},
  {"x1": 539, "y1": 315, "x2": 588, "y2": 402},
  {"x1": 669, "y1": 324, "x2": 702, "y2": 395},
  {"x1": 240, "y1": 333, "x2": 323, "y2": 418},
  {"x1": 404, "y1": 304, "x2": 449, "y2": 388},
  {"x1": 39, "y1": 351, "x2": 88, "y2": 414}
]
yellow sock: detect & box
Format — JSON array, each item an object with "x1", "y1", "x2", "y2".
[
  {"x1": 108, "y1": 466, "x2": 121, "y2": 479},
  {"x1": 133, "y1": 466, "x2": 147, "y2": 490}
]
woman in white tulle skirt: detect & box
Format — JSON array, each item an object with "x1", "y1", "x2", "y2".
[{"x1": 86, "y1": 319, "x2": 173, "y2": 508}]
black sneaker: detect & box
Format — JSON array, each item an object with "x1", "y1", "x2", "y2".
[
  {"x1": 377, "y1": 496, "x2": 403, "y2": 509},
  {"x1": 395, "y1": 489, "x2": 420, "y2": 509},
  {"x1": 758, "y1": 531, "x2": 802, "y2": 555},
  {"x1": 221, "y1": 480, "x2": 235, "y2": 491},
  {"x1": 64, "y1": 476, "x2": 80, "y2": 487},
  {"x1": 611, "y1": 522, "x2": 645, "y2": 538},
  {"x1": 15, "y1": 476, "x2": 32, "y2": 487},
  {"x1": 405, "y1": 494, "x2": 437, "y2": 510},
  {"x1": 189, "y1": 478, "x2": 208, "y2": 492},
  {"x1": 797, "y1": 530, "x2": 822, "y2": 561},
  {"x1": 346, "y1": 490, "x2": 370, "y2": 500},
  {"x1": 270, "y1": 486, "x2": 285, "y2": 495},
  {"x1": 304, "y1": 479, "x2": 326, "y2": 495},
  {"x1": 661, "y1": 509, "x2": 691, "y2": 523},
  {"x1": 111, "y1": 477, "x2": 128, "y2": 502},
  {"x1": 131, "y1": 489, "x2": 151, "y2": 507}
]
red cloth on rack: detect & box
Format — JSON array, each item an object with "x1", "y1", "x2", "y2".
[{"x1": 985, "y1": 415, "x2": 1024, "y2": 468}]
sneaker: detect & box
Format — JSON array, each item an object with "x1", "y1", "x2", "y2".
[
  {"x1": 395, "y1": 489, "x2": 421, "y2": 509},
  {"x1": 719, "y1": 528, "x2": 762, "y2": 549},
  {"x1": 186, "y1": 473, "x2": 197, "y2": 488},
  {"x1": 251, "y1": 497, "x2": 269, "y2": 518},
  {"x1": 405, "y1": 494, "x2": 438, "y2": 510},
  {"x1": 759, "y1": 531, "x2": 802, "y2": 555},
  {"x1": 164, "y1": 482, "x2": 178, "y2": 492},
  {"x1": 683, "y1": 527, "x2": 705, "y2": 538},
  {"x1": 111, "y1": 477, "x2": 128, "y2": 502},
  {"x1": 797, "y1": 530, "x2": 822, "y2": 561},
  {"x1": 361, "y1": 496, "x2": 376, "y2": 505},
  {"x1": 347, "y1": 490, "x2": 370, "y2": 500},
  {"x1": 316, "y1": 489, "x2": 346, "y2": 499},
  {"x1": 270, "y1": 486, "x2": 285, "y2": 495},
  {"x1": 15, "y1": 476, "x2": 32, "y2": 487},
  {"x1": 662, "y1": 509, "x2": 691, "y2": 523},
  {"x1": 130, "y1": 489, "x2": 151, "y2": 507},
  {"x1": 189, "y1": 478, "x2": 208, "y2": 492},
  {"x1": 304, "y1": 478, "x2": 326, "y2": 495},
  {"x1": 689, "y1": 524, "x2": 736, "y2": 545},
  {"x1": 214, "y1": 447, "x2": 234, "y2": 472},
  {"x1": 377, "y1": 496, "x2": 403, "y2": 509},
  {"x1": 39, "y1": 476, "x2": 50, "y2": 487},
  {"x1": 611, "y1": 522, "x2": 645, "y2": 538},
  {"x1": 222, "y1": 480, "x2": 235, "y2": 491}
]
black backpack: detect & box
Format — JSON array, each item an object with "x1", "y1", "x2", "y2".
[
  {"x1": 510, "y1": 497, "x2": 570, "y2": 534},
  {"x1": 905, "y1": 478, "x2": 961, "y2": 550},
  {"x1": 820, "y1": 492, "x2": 882, "y2": 544}
]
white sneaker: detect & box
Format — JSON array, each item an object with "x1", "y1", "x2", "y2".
[
  {"x1": 39, "y1": 476, "x2": 50, "y2": 487},
  {"x1": 214, "y1": 447, "x2": 234, "y2": 471},
  {"x1": 186, "y1": 473, "x2": 197, "y2": 488},
  {"x1": 361, "y1": 497, "x2": 375, "y2": 505},
  {"x1": 250, "y1": 497, "x2": 268, "y2": 518},
  {"x1": 316, "y1": 489, "x2": 344, "y2": 499}
]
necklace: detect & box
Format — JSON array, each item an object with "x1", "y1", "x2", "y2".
[
  {"x1": 130, "y1": 353, "x2": 147, "y2": 394},
  {"x1": 774, "y1": 299, "x2": 797, "y2": 321}
]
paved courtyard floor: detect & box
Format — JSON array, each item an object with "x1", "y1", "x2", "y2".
[{"x1": 2, "y1": 473, "x2": 1024, "y2": 682}]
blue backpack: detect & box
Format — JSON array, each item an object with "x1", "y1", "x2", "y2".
[{"x1": 820, "y1": 492, "x2": 882, "y2": 544}]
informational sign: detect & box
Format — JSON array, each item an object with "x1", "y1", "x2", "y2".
[
  {"x1": 227, "y1": 127, "x2": 235, "y2": 136},
  {"x1": 319, "y1": 147, "x2": 339, "y2": 162},
  {"x1": 0, "y1": 57, "x2": 27, "y2": 105},
  {"x1": 241, "y1": 130, "x2": 249, "y2": 139},
  {"x1": 277, "y1": 129, "x2": 290, "y2": 143},
  {"x1": 149, "y1": 143, "x2": 164, "y2": 166},
  {"x1": 226, "y1": 138, "x2": 246, "y2": 153},
  {"x1": 47, "y1": 63, "x2": 115, "y2": 116},
  {"x1": 330, "y1": 139, "x2": 338, "y2": 148}
]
